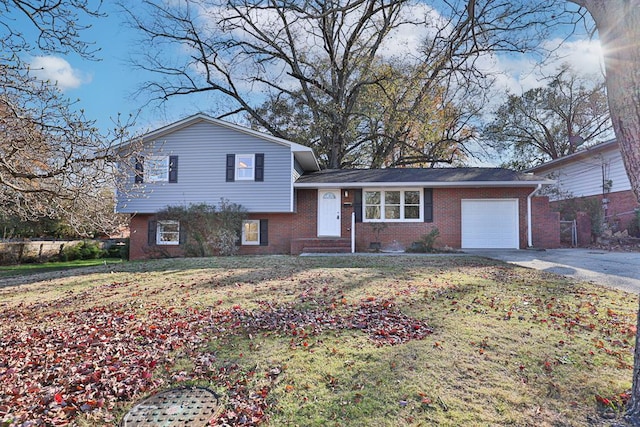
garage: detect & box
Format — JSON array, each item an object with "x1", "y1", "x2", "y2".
[{"x1": 461, "y1": 199, "x2": 519, "y2": 249}]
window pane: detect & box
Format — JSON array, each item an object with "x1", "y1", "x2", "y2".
[
  {"x1": 365, "y1": 191, "x2": 380, "y2": 204},
  {"x1": 385, "y1": 206, "x2": 400, "y2": 219},
  {"x1": 146, "y1": 156, "x2": 169, "y2": 182},
  {"x1": 242, "y1": 220, "x2": 260, "y2": 244},
  {"x1": 157, "y1": 221, "x2": 180, "y2": 245},
  {"x1": 404, "y1": 206, "x2": 420, "y2": 219},
  {"x1": 236, "y1": 155, "x2": 255, "y2": 180},
  {"x1": 405, "y1": 191, "x2": 420, "y2": 205},
  {"x1": 365, "y1": 206, "x2": 380, "y2": 220},
  {"x1": 385, "y1": 191, "x2": 400, "y2": 204}
]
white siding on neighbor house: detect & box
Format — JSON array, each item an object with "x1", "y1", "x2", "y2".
[
  {"x1": 117, "y1": 121, "x2": 295, "y2": 213},
  {"x1": 543, "y1": 148, "x2": 631, "y2": 200}
]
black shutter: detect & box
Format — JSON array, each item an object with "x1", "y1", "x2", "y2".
[
  {"x1": 255, "y1": 153, "x2": 264, "y2": 181},
  {"x1": 226, "y1": 154, "x2": 235, "y2": 182},
  {"x1": 179, "y1": 222, "x2": 187, "y2": 244},
  {"x1": 169, "y1": 156, "x2": 178, "y2": 183},
  {"x1": 353, "y1": 189, "x2": 363, "y2": 223},
  {"x1": 135, "y1": 156, "x2": 144, "y2": 183},
  {"x1": 424, "y1": 188, "x2": 433, "y2": 223},
  {"x1": 147, "y1": 220, "x2": 157, "y2": 245},
  {"x1": 259, "y1": 219, "x2": 268, "y2": 246}
]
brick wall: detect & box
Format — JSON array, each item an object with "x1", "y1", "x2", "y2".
[
  {"x1": 352, "y1": 187, "x2": 559, "y2": 251},
  {"x1": 550, "y1": 190, "x2": 639, "y2": 233},
  {"x1": 531, "y1": 196, "x2": 560, "y2": 248},
  {"x1": 128, "y1": 186, "x2": 563, "y2": 259}
]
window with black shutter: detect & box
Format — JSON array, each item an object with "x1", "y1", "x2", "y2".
[
  {"x1": 135, "y1": 157, "x2": 144, "y2": 183},
  {"x1": 168, "y1": 156, "x2": 178, "y2": 183},
  {"x1": 226, "y1": 154, "x2": 235, "y2": 182},
  {"x1": 255, "y1": 153, "x2": 264, "y2": 182},
  {"x1": 424, "y1": 188, "x2": 433, "y2": 223}
]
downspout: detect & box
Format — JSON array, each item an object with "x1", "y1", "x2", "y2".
[
  {"x1": 527, "y1": 184, "x2": 542, "y2": 248},
  {"x1": 351, "y1": 212, "x2": 356, "y2": 253}
]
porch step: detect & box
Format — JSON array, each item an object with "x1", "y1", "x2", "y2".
[
  {"x1": 293, "y1": 237, "x2": 351, "y2": 254},
  {"x1": 302, "y1": 246, "x2": 351, "y2": 254}
]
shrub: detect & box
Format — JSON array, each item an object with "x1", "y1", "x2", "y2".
[
  {"x1": 157, "y1": 199, "x2": 247, "y2": 257},
  {"x1": 628, "y1": 210, "x2": 640, "y2": 238},
  {"x1": 407, "y1": 228, "x2": 440, "y2": 253},
  {"x1": 62, "y1": 240, "x2": 104, "y2": 261}
]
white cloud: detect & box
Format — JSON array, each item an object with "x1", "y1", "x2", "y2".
[
  {"x1": 490, "y1": 38, "x2": 605, "y2": 94},
  {"x1": 29, "y1": 56, "x2": 91, "y2": 90}
]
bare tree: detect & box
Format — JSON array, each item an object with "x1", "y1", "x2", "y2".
[
  {"x1": 483, "y1": 64, "x2": 611, "y2": 169},
  {"x1": 250, "y1": 62, "x2": 476, "y2": 168},
  {"x1": 124, "y1": 0, "x2": 572, "y2": 168},
  {"x1": 0, "y1": 0, "x2": 137, "y2": 234},
  {"x1": 564, "y1": 1, "x2": 640, "y2": 423}
]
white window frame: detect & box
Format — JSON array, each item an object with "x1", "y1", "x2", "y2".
[
  {"x1": 145, "y1": 155, "x2": 169, "y2": 182},
  {"x1": 235, "y1": 154, "x2": 255, "y2": 181},
  {"x1": 363, "y1": 188, "x2": 423, "y2": 222},
  {"x1": 157, "y1": 220, "x2": 180, "y2": 245},
  {"x1": 242, "y1": 219, "x2": 260, "y2": 245}
]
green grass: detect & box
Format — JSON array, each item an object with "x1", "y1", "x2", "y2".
[
  {"x1": 0, "y1": 255, "x2": 636, "y2": 426},
  {"x1": 0, "y1": 258, "x2": 124, "y2": 278}
]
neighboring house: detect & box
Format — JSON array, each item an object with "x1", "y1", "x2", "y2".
[
  {"x1": 528, "y1": 139, "x2": 639, "y2": 233},
  {"x1": 116, "y1": 114, "x2": 559, "y2": 259}
]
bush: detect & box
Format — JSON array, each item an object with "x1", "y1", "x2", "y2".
[
  {"x1": 157, "y1": 199, "x2": 247, "y2": 257},
  {"x1": 407, "y1": 228, "x2": 440, "y2": 253},
  {"x1": 628, "y1": 210, "x2": 640, "y2": 238},
  {"x1": 105, "y1": 240, "x2": 129, "y2": 259},
  {"x1": 62, "y1": 240, "x2": 104, "y2": 261}
]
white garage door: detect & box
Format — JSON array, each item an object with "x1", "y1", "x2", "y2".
[{"x1": 461, "y1": 199, "x2": 519, "y2": 249}]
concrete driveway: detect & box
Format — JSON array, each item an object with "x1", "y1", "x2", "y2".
[{"x1": 464, "y1": 248, "x2": 640, "y2": 294}]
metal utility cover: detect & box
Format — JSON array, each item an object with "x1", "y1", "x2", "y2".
[{"x1": 121, "y1": 387, "x2": 220, "y2": 426}]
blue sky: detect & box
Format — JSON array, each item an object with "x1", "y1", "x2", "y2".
[{"x1": 24, "y1": 2, "x2": 605, "y2": 141}]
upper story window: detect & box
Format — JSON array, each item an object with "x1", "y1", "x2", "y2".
[
  {"x1": 135, "y1": 155, "x2": 178, "y2": 183},
  {"x1": 364, "y1": 189, "x2": 422, "y2": 222},
  {"x1": 236, "y1": 154, "x2": 255, "y2": 180},
  {"x1": 226, "y1": 153, "x2": 264, "y2": 182},
  {"x1": 157, "y1": 220, "x2": 180, "y2": 245},
  {"x1": 146, "y1": 156, "x2": 169, "y2": 182}
]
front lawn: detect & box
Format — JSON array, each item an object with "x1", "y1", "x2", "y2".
[
  {"x1": 0, "y1": 255, "x2": 636, "y2": 426},
  {"x1": 0, "y1": 258, "x2": 124, "y2": 279}
]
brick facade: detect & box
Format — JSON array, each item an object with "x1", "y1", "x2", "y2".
[{"x1": 128, "y1": 187, "x2": 561, "y2": 260}]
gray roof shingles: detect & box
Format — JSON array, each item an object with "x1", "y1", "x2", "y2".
[{"x1": 295, "y1": 168, "x2": 548, "y2": 185}]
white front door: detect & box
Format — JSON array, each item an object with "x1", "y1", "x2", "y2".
[{"x1": 318, "y1": 189, "x2": 341, "y2": 236}]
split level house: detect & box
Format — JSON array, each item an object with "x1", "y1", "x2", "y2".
[
  {"x1": 115, "y1": 114, "x2": 560, "y2": 260},
  {"x1": 528, "y1": 139, "x2": 639, "y2": 234}
]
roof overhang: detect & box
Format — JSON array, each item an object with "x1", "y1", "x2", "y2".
[
  {"x1": 527, "y1": 139, "x2": 618, "y2": 174},
  {"x1": 294, "y1": 180, "x2": 553, "y2": 188}
]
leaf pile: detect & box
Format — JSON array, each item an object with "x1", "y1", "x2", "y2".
[
  {"x1": 236, "y1": 297, "x2": 432, "y2": 347},
  {"x1": 0, "y1": 287, "x2": 431, "y2": 425}
]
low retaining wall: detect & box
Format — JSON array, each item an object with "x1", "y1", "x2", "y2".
[{"x1": 0, "y1": 240, "x2": 100, "y2": 265}]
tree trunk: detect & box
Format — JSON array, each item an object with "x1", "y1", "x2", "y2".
[
  {"x1": 568, "y1": 1, "x2": 640, "y2": 423},
  {"x1": 629, "y1": 296, "x2": 640, "y2": 423},
  {"x1": 569, "y1": 0, "x2": 640, "y2": 203}
]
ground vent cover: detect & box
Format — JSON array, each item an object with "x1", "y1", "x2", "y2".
[{"x1": 121, "y1": 387, "x2": 220, "y2": 426}]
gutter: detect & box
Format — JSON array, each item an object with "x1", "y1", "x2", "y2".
[{"x1": 527, "y1": 184, "x2": 543, "y2": 247}]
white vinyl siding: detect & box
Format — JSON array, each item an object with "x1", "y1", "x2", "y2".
[
  {"x1": 542, "y1": 148, "x2": 632, "y2": 200},
  {"x1": 461, "y1": 199, "x2": 519, "y2": 249}
]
